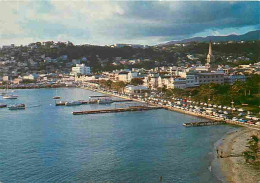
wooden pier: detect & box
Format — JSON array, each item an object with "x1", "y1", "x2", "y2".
[
  {"x1": 72, "y1": 106, "x2": 163, "y2": 115},
  {"x1": 183, "y1": 121, "x2": 226, "y2": 127}
]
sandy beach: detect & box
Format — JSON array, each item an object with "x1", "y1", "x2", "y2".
[{"x1": 217, "y1": 128, "x2": 260, "y2": 183}]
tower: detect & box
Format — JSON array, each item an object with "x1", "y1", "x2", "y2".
[{"x1": 206, "y1": 40, "x2": 214, "y2": 69}]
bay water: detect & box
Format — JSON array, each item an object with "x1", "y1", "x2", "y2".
[{"x1": 0, "y1": 88, "x2": 236, "y2": 182}]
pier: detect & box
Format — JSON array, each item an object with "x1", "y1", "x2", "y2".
[
  {"x1": 72, "y1": 106, "x2": 162, "y2": 115},
  {"x1": 183, "y1": 121, "x2": 226, "y2": 127}
]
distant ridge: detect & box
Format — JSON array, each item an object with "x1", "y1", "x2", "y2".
[{"x1": 161, "y1": 30, "x2": 260, "y2": 45}]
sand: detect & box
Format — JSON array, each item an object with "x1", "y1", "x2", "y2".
[{"x1": 217, "y1": 128, "x2": 260, "y2": 183}]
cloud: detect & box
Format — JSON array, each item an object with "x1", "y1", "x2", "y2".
[{"x1": 0, "y1": 1, "x2": 259, "y2": 46}]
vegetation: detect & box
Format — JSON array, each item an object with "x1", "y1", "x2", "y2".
[
  {"x1": 99, "y1": 80, "x2": 126, "y2": 93},
  {"x1": 160, "y1": 74, "x2": 260, "y2": 114},
  {"x1": 243, "y1": 135, "x2": 259, "y2": 164},
  {"x1": 130, "y1": 78, "x2": 144, "y2": 86}
]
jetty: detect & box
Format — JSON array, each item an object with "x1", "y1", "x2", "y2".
[
  {"x1": 72, "y1": 106, "x2": 162, "y2": 115},
  {"x1": 183, "y1": 121, "x2": 226, "y2": 127}
]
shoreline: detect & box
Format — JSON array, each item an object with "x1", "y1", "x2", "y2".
[
  {"x1": 82, "y1": 87, "x2": 260, "y2": 183},
  {"x1": 216, "y1": 128, "x2": 260, "y2": 183},
  {"x1": 82, "y1": 87, "x2": 260, "y2": 130}
]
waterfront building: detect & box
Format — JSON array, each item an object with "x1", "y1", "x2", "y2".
[
  {"x1": 125, "y1": 85, "x2": 148, "y2": 94},
  {"x1": 71, "y1": 64, "x2": 90, "y2": 75}
]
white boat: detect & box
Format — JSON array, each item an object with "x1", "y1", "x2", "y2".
[
  {"x1": 53, "y1": 96, "x2": 61, "y2": 99},
  {"x1": 3, "y1": 94, "x2": 18, "y2": 99},
  {"x1": 8, "y1": 104, "x2": 25, "y2": 110},
  {"x1": 0, "y1": 103, "x2": 7, "y2": 108},
  {"x1": 65, "y1": 101, "x2": 82, "y2": 106}
]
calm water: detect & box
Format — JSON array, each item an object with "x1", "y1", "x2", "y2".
[{"x1": 0, "y1": 88, "x2": 236, "y2": 183}]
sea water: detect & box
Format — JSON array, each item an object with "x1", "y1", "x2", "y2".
[{"x1": 0, "y1": 88, "x2": 237, "y2": 182}]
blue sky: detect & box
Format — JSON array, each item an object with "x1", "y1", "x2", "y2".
[{"x1": 0, "y1": 1, "x2": 259, "y2": 46}]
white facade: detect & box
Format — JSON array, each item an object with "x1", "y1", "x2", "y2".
[
  {"x1": 71, "y1": 64, "x2": 90, "y2": 75},
  {"x1": 127, "y1": 72, "x2": 138, "y2": 82},
  {"x1": 125, "y1": 85, "x2": 148, "y2": 94}
]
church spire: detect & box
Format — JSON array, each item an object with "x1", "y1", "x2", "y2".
[
  {"x1": 208, "y1": 40, "x2": 212, "y2": 55},
  {"x1": 206, "y1": 40, "x2": 214, "y2": 70}
]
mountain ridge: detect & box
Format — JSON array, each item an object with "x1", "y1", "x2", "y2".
[{"x1": 160, "y1": 30, "x2": 260, "y2": 45}]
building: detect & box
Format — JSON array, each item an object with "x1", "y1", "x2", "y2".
[
  {"x1": 197, "y1": 72, "x2": 224, "y2": 85},
  {"x1": 224, "y1": 74, "x2": 246, "y2": 84},
  {"x1": 168, "y1": 77, "x2": 187, "y2": 89},
  {"x1": 125, "y1": 85, "x2": 148, "y2": 94},
  {"x1": 186, "y1": 72, "x2": 200, "y2": 88},
  {"x1": 71, "y1": 64, "x2": 90, "y2": 75},
  {"x1": 118, "y1": 71, "x2": 129, "y2": 82}
]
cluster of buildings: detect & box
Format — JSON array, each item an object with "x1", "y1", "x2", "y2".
[
  {"x1": 76, "y1": 42, "x2": 258, "y2": 94},
  {"x1": 0, "y1": 41, "x2": 259, "y2": 91}
]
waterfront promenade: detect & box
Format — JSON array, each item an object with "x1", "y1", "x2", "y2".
[{"x1": 83, "y1": 86, "x2": 260, "y2": 131}]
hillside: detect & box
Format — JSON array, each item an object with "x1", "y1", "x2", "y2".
[{"x1": 162, "y1": 30, "x2": 260, "y2": 45}]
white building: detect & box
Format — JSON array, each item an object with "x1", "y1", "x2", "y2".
[
  {"x1": 125, "y1": 85, "x2": 148, "y2": 94},
  {"x1": 71, "y1": 64, "x2": 90, "y2": 75}
]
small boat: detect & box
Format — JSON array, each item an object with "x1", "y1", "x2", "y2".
[
  {"x1": 53, "y1": 96, "x2": 61, "y2": 99},
  {"x1": 53, "y1": 89, "x2": 61, "y2": 99},
  {"x1": 55, "y1": 101, "x2": 66, "y2": 106},
  {"x1": 0, "y1": 103, "x2": 7, "y2": 108},
  {"x1": 8, "y1": 104, "x2": 25, "y2": 110},
  {"x1": 0, "y1": 92, "x2": 7, "y2": 96},
  {"x1": 3, "y1": 95, "x2": 18, "y2": 99},
  {"x1": 65, "y1": 101, "x2": 82, "y2": 106}
]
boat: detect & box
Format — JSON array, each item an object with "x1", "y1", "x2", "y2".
[
  {"x1": 0, "y1": 103, "x2": 7, "y2": 108},
  {"x1": 98, "y1": 98, "x2": 113, "y2": 104},
  {"x1": 53, "y1": 89, "x2": 61, "y2": 99},
  {"x1": 65, "y1": 101, "x2": 82, "y2": 106},
  {"x1": 8, "y1": 104, "x2": 25, "y2": 110},
  {"x1": 3, "y1": 94, "x2": 18, "y2": 99},
  {"x1": 53, "y1": 96, "x2": 61, "y2": 99},
  {"x1": 2, "y1": 85, "x2": 18, "y2": 99},
  {"x1": 0, "y1": 92, "x2": 7, "y2": 96}
]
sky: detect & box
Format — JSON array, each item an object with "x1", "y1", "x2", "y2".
[{"x1": 0, "y1": 0, "x2": 259, "y2": 46}]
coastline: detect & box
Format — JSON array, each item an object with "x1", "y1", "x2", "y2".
[
  {"x1": 82, "y1": 87, "x2": 260, "y2": 183},
  {"x1": 216, "y1": 128, "x2": 260, "y2": 183},
  {"x1": 82, "y1": 87, "x2": 260, "y2": 130}
]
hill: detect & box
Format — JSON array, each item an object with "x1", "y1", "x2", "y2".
[{"x1": 162, "y1": 30, "x2": 260, "y2": 45}]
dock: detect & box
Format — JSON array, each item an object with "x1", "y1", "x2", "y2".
[
  {"x1": 183, "y1": 121, "x2": 226, "y2": 127},
  {"x1": 72, "y1": 106, "x2": 163, "y2": 115}
]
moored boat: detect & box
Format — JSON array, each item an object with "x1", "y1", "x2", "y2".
[
  {"x1": 3, "y1": 94, "x2": 18, "y2": 99},
  {"x1": 8, "y1": 104, "x2": 25, "y2": 110},
  {"x1": 53, "y1": 96, "x2": 61, "y2": 99},
  {"x1": 0, "y1": 103, "x2": 7, "y2": 108}
]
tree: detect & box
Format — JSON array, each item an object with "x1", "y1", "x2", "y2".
[
  {"x1": 130, "y1": 78, "x2": 144, "y2": 86},
  {"x1": 112, "y1": 81, "x2": 126, "y2": 93}
]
